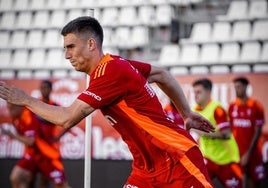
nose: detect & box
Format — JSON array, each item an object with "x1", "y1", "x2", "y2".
[{"x1": 65, "y1": 50, "x2": 71, "y2": 59}]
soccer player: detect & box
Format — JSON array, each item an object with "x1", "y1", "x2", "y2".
[
  {"x1": 192, "y1": 78, "x2": 243, "y2": 188},
  {"x1": 229, "y1": 77, "x2": 266, "y2": 188},
  {"x1": 1, "y1": 103, "x2": 68, "y2": 188},
  {"x1": 0, "y1": 16, "x2": 215, "y2": 188},
  {"x1": 37, "y1": 80, "x2": 70, "y2": 188}
]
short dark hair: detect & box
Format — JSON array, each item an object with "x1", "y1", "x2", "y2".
[
  {"x1": 61, "y1": 16, "x2": 103, "y2": 47},
  {"x1": 192, "y1": 78, "x2": 212, "y2": 91},
  {"x1": 233, "y1": 77, "x2": 249, "y2": 86},
  {"x1": 41, "y1": 80, "x2": 52, "y2": 89}
]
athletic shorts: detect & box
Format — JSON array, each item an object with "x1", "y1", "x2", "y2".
[
  {"x1": 243, "y1": 151, "x2": 266, "y2": 181},
  {"x1": 16, "y1": 154, "x2": 66, "y2": 185},
  {"x1": 123, "y1": 146, "x2": 213, "y2": 188},
  {"x1": 205, "y1": 158, "x2": 243, "y2": 188}
]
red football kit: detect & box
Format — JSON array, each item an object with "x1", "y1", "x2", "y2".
[
  {"x1": 13, "y1": 108, "x2": 66, "y2": 185},
  {"x1": 78, "y1": 54, "x2": 213, "y2": 188},
  {"x1": 229, "y1": 98, "x2": 266, "y2": 180}
]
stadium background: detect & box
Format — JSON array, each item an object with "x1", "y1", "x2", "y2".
[{"x1": 0, "y1": 0, "x2": 268, "y2": 187}]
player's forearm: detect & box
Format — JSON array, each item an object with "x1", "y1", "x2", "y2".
[
  {"x1": 149, "y1": 68, "x2": 191, "y2": 119},
  {"x1": 248, "y1": 126, "x2": 262, "y2": 154},
  {"x1": 24, "y1": 97, "x2": 74, "y2": 128},
  {"x1": 13, "y1": 134, "x2": 35, "y2": 146}
]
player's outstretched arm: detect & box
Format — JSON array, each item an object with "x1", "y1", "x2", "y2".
[
  {"x1": 0, "y1": 81, "x2": 95, "y2": 129},
  {"x1": 147, "y1": 67, "x2": 214, "y2": 133}
]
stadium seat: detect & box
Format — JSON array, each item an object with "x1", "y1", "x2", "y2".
[
  {"x1": 219, "y1": 42, "x2": 240, "y2": 64},
  {"x1": 260, "y1": 42, "x2": 268, "y2": 62},
  {"x1": 155, "y1": 5, "x2": 174, "y2": 25},
  {"x1": 11, "y1": 49, "x2": 29, "y2": 68},
  {"x1": 66, "y1": 9, "x2": 85, "y2": 22},
  {"x1": 138, "y1": 5, "x2": 156, "y2": 26},
  {"x1": 158, "y1": 44, "x2": 180, "y2": 66},
  {"x1": 0, "y1": 71, "x2": 15, "y2": 79},
  {"x1": 10, "y1": 31, "x2": 27, "y2": 48},
  {"x1": 103, "y1": 28, "x2": 114, "y2": 47},
  {"x1": 118, "y1": 7, "x2": 138, "y2": 26},
  {"x1": 30, "y1": 0, "x2": 45, "y2": 9},
  {"x1": 0, "y1": 12, "x2": 16, "y2": 29},
  {"x1": 47, "y1": 0, "x2": 62, "y2": 8},
  {"x1": 131, "y1": 26, "x2": 149, "y2": 47},
  {"x1": 199, "y1": 43, "x2": 220, "y2": 64},
  {"x1": 212, "y1": 22, "x2": 231, "y2": 42},
  {"x1": 0, "y1": 50, "x2": 12, "y2": 68},
  {"x1": 45, "y1": 49, "x2": 65, "y2": 68},
  {"x1": 188, "y1": 22, "x2": 212, "y2": 43},
  {"x1": 251, "y1": 20, "x2": 268, "y2": 40},
  {"x1": 101, "y1": 7, "x2": 119, "y2": 27},
  {"x1": 239, "y1": 41, "x2": 261, "y2": 63},
  {"x1": 43, "y1": 30, "x2": 61, "y2": 48},
  {"x1": 219, "y1": 0, "x2": 248, "y2": 20},
  {"x1": 231, "y1": 21, "x2": 251, "y2": 41},
  {"x1": 50, "y1": 10, "x2": 67, "y2": 28},
  {"x1": 62, "y1": 0, "x2": 79, "y2": 8},
  {"x1": 13, "y1": 0, "x2": 29, "y2": 10},
  {"x1": 115, "y1": 27, "x2": 131, "y2": 48},
  {"x1": 33, "y1": 11, "x2": 50, "y2": 28},
  {"x1": 27, "y1": 30, "x2": 43, "y2": 48},
  {"x1": 28, "y1": 49, "x2": 46, "y2": 68},
  {"x1": 248, "y1": 0, "x2": 267, "y2": 19},
  {"x1": 0, "y1": 31, "x2": 10, "y2": 48},
  {"x1": 17, "y1": 70, "x2": 33, "y2": 78},
  {"x1": 16, "y1": 12, "x2": 33, "y2": 29},
  {"x1": 0, "y1": 0, "x2": 13, "y2": 10},
  {"x1": 180, "y1": 44, "x2": 199, "y2": 65}
]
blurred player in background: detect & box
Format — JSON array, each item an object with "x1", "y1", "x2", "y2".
[
  {"x1": 229, "y1": 77, "x2": 266, "y2": 188},
  {"x1": 1, "y1": 103, "x2": 69, "y2": 188},
  {"x1": 192, "y1": 78, "x2": 243, "y2": 188},
  {"x1": 37, "y1": 79, "x2": 70, "y2": 188}
]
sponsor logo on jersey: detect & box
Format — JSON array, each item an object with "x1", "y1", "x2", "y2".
[
  {"x1": 233, "y1": 119, "x2": 251, "y2": 127},
  {"x1": 82, "y1": 91, "x2": 102, "y2": 101}
]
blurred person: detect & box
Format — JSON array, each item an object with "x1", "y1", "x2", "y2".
[
  {"x1": 1, "y1": 103, "x2": 68, "y2": 188},
  {"x1": 192, "y1": 78, "x2": 243, "y2": 188},
  {"x1": 37, "y1": 80, "x2": 70, "y2": 188},
  {"x1": 0, "y1": 16, "x2": 215, "y2": 188},
  {"x1": 229, "y1": 77, "x2": 266, "y2": 188}
]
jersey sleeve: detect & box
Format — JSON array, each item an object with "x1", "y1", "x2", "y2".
[
  {"x1": 255, "y1": 100, "x2": 265, "y2": 127},
  {"x1": 214, "y1": 106, "x2": 230, "y2": 131},
  {"x1": 129, "y1": 60, "x2": 151, "y2": 78}
]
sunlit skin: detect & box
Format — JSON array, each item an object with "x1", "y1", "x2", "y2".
[
  {"x1": 193, "y1": 85, "x2": 211, "y2": 109},
  {"x1": 63, "y1": 33, "x2": 104, "y2": 74},
  {"x1": 234, "y1": 81, "x2": 248, "y2": 102}
]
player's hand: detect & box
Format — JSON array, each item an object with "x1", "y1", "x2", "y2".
[
  {"x1": 0, "y1": 81, "x2": 28, "y2": 106},
  {"x1": 184, "y1": 112, "x2": 215, "y2": 133}
]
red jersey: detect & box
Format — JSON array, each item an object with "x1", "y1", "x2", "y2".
[
  {"x1": 228, "y1": 98, "x2": 265, "y2": 155},
  {"x1": 78, "y1": 54, "x2": 197, "y2": 174},
  {"x1": 164, "y1": 103, "x2": 184, "y2": 129},
  {"x1": 12, "y1": 108, "x2": 39, "y2": 157}
]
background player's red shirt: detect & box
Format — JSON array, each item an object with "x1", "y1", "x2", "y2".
[
  {"x1": 12, "y1": 108, "x2": 39, "y2": 157},
  {"x1": 229, "y1": 98, "x2": 265, "y2": 155},
  {"x1": 78, "y1": 54, "x2": 197, "y2": 174}
]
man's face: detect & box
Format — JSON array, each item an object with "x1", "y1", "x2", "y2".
[
  {"x1": 63, "y1": 33, "x2": 91, "y2": 72},
  {"x1": 234, "y1": 81, "x2": 247, "y2": 98},
  {"x1": 193, "y1": 85, "x2": 210, "y2": 106}
]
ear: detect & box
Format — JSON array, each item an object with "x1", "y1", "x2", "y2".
[{"x1": 87, "y1": 38, "x2": 96, "y2": 51}]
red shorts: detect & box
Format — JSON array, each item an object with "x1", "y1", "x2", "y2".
[
  {"x1": 205, "y1": 158, "x2": 243, "y2": 188},
  {"x1": 124, "y1": 146, "x2": 213, "y2": 188},
  {"x1": 16, "y1": 154, "x2": 66, "y2": 185},
  {"x1": 243, "y1": 151, "x2": 266, "y2": 181}
]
